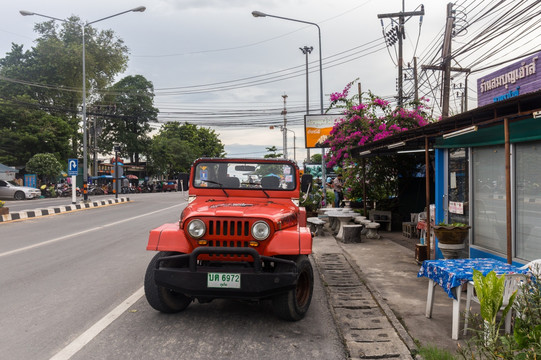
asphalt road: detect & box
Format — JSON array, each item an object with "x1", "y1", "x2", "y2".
[{"x1": 0, "y1": 192, "x2": 345, "y2": 360}]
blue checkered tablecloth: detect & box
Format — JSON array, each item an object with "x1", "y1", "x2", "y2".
[{"x1": 418, "y1": 258, "x2": 527, "y2": 299}]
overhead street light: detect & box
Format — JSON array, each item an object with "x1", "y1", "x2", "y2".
[
  {"x1": 20, "y1": 6, "x2": 146, "y2": 201},
  {"x1": 252, "y1": 10, "x2": 327, "y2": 204},
  {"x1": 251, "y1": 11, "x2": 323, "y2": 114}
]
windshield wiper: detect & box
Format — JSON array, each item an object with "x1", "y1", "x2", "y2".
[
  {"x1": 260, "y1": 188, "x2": 270, "y2": 198},
  {"x1": 200, "y1": 180, "x2": 229, "y2": 197}
]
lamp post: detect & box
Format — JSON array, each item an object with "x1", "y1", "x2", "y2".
[
  {"x1": 300, "y1": 45, "x2": 312, "y2": 162},
  {"x1": 252, "y1": 10, "x2": 326, "y2": 205},
  {"x1": 20, "y1": 6, "x2": 146, "y2": 202},
  {"x1": 269, "y1": 126, "x2": 296, "y2": 162},
  {"x1": 286, "y1": 128, "x2": 296, "y2": 162},
  {"x1": 252, "y1": 11, "x2": 323, "y2": 114},
  {"x1": 281, "y1": 94, "x2": 288, "y2": 159}
]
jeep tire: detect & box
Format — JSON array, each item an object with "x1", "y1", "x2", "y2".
[
  {"x1": 144, "y1": 251, "x2": 192, "y2": 313},
  {"x1": 272, "y1": 255, "x2": 314, "y2": 321}
]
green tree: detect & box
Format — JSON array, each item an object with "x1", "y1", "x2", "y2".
[
  {"x1": 98, "y1": 75, "x2": 158, "y2": 164},
  {"x1": 26, "y1": 153, "x2": 63, "y2": 183},
  {"x1": 0, "y1": 17, "x2": 129, "y2": 158},
  {"x1": 0, "y1": 96, "x2": 71, "y2": 165},
  {"x1": 310, "y1": 153, "x2": 322, "y2": 163},
  {"x1": 264, "y1": 146, "x2": 283, "y2": 159},
  {"x1": 147, "y1": 122, "x2": 224, "y2": 178}
]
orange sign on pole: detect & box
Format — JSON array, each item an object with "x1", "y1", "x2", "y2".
[{"x1": 304, "y1": 115, "x2": 340, "y2": 148}]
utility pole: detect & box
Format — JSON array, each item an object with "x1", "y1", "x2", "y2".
[
  {"x1": 441, "y1": 2, "x2": 454, "y2": 119},
  {"x1": 413, "y1": 57, "x2": 419, "y2": 103},
  {"x1": 378, "y1": 2, "x2": 424, "y2": 107},
  {"x1": 422, "y1": 3, "x2": 470, "y2": 119},
  {"x1": 281, "y1": 94, "x2": 288, "y2": 159},
  {"x1": 300, "y1": 46, "x2": 313, "y2": 163}
]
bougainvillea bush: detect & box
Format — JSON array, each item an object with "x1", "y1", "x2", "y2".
[{"x1": 324, "y1": 80, "x2": 436, "y2": 205}]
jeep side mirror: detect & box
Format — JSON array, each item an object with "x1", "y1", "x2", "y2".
[{"x1": 300, "y1": 174, "x2": 313, "y2": 193}]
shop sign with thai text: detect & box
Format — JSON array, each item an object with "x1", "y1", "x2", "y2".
[{"x1": 477, "y1": 51, "x2": 541, "y2": 107}]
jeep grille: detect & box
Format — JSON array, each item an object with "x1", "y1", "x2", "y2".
[{"x1": 208, "y1": 220, "x2": 251, "y2": 238}]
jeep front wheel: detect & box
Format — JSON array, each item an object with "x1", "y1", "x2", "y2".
[
  {"x1": 272, "y1": 255, "x2": 314, "y2": 321},
  {"x1": 144, "y1": 251, "x2": 192, "y2": 313}
]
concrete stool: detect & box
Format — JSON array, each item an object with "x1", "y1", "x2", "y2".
[
  {"x1": 341, "y1": 224, "x2": 363, "y2": 243},
  {"x1": 365, "y1": 222, "x2": 381, "y2": 239},
  {"x1": 307, "y1": 217, "x2": 326, "y2": 236},
  {"x1": 360, "y1": 219, "x2": 372, "y2": 235},
  {"x1": 354, "y1": 216, "x2": 366, "y2": 224}
]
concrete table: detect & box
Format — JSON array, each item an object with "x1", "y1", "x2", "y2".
[{"x1": 328, "y1": 212, "x2": 355, "y2": 240}]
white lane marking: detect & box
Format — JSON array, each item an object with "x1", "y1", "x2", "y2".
[
  {"x1": 0, "y1": 203, "x2": 184, "y2": 258},
  {"x1": 49, "y1": 287, "x2": 145, "y2": 360}
]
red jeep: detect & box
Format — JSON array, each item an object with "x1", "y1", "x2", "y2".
[{"x1": 144, "y1": 158, "x2": 314, "y2": 320}]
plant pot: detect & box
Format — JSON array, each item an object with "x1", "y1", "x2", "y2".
[
  {"x1": 433, "y1": 225, "x2": 470, "y2": 259},
  {"x1": 433, "y1": 225, "x2": 470, "y2": 244},
  {"x1": 0, "y1": 207, "x2": 9, "y2": 215}
]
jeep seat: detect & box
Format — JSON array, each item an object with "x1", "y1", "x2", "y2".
[
  {"x1": 222, "y1": 177, "x2": 240, "y2": 188},
  {"x1": 261, "y1": 176, "x2": 280, "y2": 189}
]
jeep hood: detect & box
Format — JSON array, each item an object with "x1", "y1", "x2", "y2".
[{"x1": 181, "y1": 198, "x2": 297, "y2": 224}]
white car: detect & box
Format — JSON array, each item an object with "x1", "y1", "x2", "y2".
[{"x1": 0, "y1": 180, "x2": 41, "y2": 200}]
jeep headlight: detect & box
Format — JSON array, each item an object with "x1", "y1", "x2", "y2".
[
  {"x1": 251, "y1": 221, "x2": 270, "y2": 240},
  {"x1": 187, "y1": 219, "x2": 206, "y2": 238}
]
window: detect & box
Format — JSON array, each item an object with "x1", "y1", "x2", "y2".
[
  {"x1": 515, "y1": 141, "x2": 541, "y2": 260},
  {"x1": 447, "y1": 148, "x2": 469, "y2": 225},
  {"x1": 193, "y1": 161, "x2": 296, "y2": 190},
  {"x1": 472, "y1": 145, "x2": 506, "y2": 253}
]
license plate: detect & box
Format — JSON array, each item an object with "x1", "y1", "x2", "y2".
[{"x1": 207, "y1": 273, "x2": 241, "y2": 289}]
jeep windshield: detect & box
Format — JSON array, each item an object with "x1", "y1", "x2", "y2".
[{"x1": 193, "y1": 160, "x2": 297, "y2": 190}]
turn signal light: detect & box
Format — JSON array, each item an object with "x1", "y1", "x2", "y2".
[
  {"x1": 249, "y1": 241, "x2": 259, "y2": 247},
  {"x1": 198, "y1": 239, "x2": 208, "y2": 245}
]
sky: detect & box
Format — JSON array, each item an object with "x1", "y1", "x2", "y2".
[{"x1": 2, "y1": 0, "x2": 539, "y2": 164}]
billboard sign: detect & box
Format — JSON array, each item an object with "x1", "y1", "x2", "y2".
[
  {"x1": 477, "y1": 52, "x2": 541, "y2": 107},
  {"x1": 304, "y1": 114, "x2": 341, "y2": 149}
]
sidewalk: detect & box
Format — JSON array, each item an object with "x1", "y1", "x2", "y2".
[
  {"x1": 0, "y1": 197, "x2": 130, "y2": 223},
  {"x1": 312, "y1": 227, "x2": 466, "y2": 359}
]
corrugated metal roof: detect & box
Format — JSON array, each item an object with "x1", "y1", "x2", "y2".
[{"x1": 0, "y1": 163, "x2": 18, "y2": 173}]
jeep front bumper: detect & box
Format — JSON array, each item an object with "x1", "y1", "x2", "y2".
[{"x1": 153, "y1": 247, "x2": 298, "y2": 300}]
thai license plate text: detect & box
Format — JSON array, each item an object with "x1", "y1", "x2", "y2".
[{"x1": 207, "y1": 273, "x2": 241, "y2": 289}]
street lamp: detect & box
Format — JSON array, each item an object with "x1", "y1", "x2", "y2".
[
  {"x1": 20, "y1": 6, "x2": 146, "y2": 202},
  {"x1": 286, "y1": 128, "x2": 296, "y2": 162},
  {"x1": 252, "y1": 11, "x2": 323, "y2": 114},
  {"x1": 252, "y1": 10, "x2": 327, "y2": 204},
  {"x1": 269, "y1": 126, "x2": 296, "y2": 162},
  {"x1": 300, "y1": 45, "x2": 313, "y2": 162}
]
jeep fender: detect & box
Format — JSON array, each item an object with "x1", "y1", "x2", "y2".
[
  {"x1": 265, "y1": 227, "x2": 312, "y2": 256},
  {"x1": 147, "y1": 223, "x2": 193, "y2": 253}
]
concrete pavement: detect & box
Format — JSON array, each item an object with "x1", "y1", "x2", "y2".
[{"x1": 312, "y1": 226, "x2": 468, "y2": 359}]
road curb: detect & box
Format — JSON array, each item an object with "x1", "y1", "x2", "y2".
[{"x1": 0, "y1": 197, "x2": 131, "y2": 223}]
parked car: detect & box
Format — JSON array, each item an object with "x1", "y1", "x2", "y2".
[
  {"x1": 161, "y1": 180, "x2": 178, "y2": 192},
  {"x1": 0, "y1": 180, "x2": 41, "y2": 200}
]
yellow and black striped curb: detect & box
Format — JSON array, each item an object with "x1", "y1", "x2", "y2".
[{"x1": 0, "y1": 197, "x2": 130, "y2": 223}]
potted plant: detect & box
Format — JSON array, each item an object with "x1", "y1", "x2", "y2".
[
  {"x1": 0, "y1": 200, "x2": 8, "y2": 216},
  {"x1": 433, "y1": 222, "x2": 470, "y2": 259},
  {"x1": 300, "y1": 183, "x2": 322, "y2": 217}
]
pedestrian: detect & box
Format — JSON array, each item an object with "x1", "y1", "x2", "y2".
[{"x1": 332, "y1": 174, "x2": 344, "y2": 208}]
